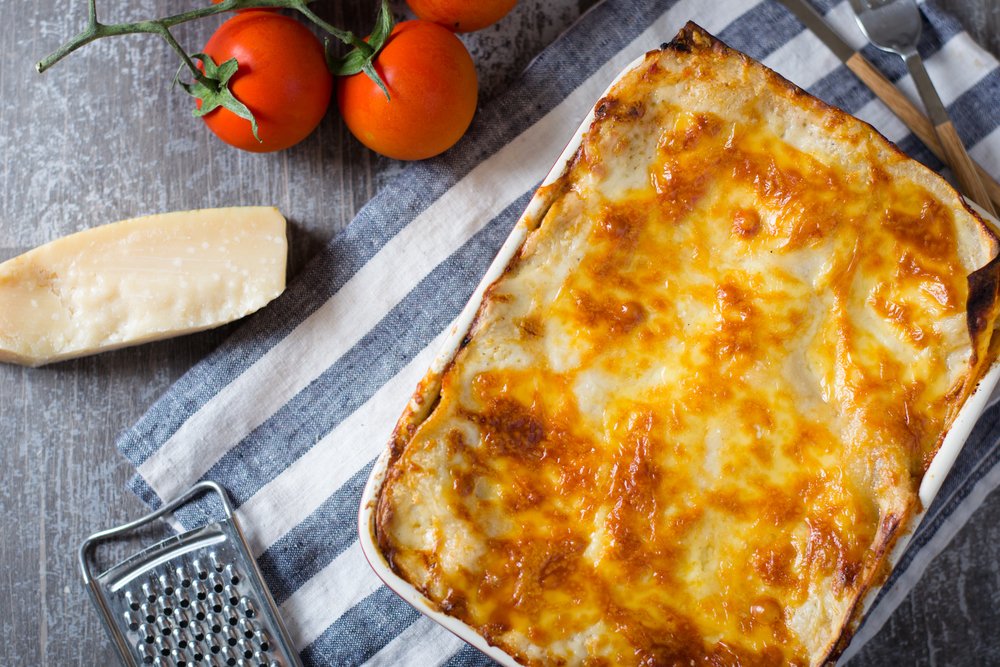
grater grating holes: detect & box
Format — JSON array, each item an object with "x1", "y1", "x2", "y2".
[{"x1": 115, "y1": 553, "x2": 280, "y2": 665}]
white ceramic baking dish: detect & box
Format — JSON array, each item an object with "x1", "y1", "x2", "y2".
[{"x1": 356, "y1": 49, "x2": 1000, "y2": 666}]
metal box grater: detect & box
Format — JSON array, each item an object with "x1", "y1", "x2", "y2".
[{"x1": 80, "y1": 481, "x2": 302, "y2": 667}]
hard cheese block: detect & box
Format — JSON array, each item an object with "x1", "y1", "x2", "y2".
[{"x1": 0, "y1": 206, "x2": 287, "y2": 366}]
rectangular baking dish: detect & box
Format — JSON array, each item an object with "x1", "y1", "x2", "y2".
[{"x1": 356, "y1": 48, "x2": 1000, "y2": 666}]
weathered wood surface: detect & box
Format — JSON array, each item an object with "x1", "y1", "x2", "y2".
[{"x1": 0, "y1": 1, "x2": 998, "y2": 664}]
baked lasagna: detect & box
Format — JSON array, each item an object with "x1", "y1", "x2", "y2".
[{"x1": 374, "y1": 23, "x2": 1000, "y2": 666}]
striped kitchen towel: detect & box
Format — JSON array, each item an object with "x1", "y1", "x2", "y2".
[{"x1": 117, "y1": 0, "x2": 1000, "y2": 664}]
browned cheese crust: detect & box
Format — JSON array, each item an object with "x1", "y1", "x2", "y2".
[{"x1": 375, "y1": 22, "x2": 1000, "y2": 667}]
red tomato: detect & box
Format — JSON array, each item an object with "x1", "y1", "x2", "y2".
[
  {"x1": 199, "y1": 11, "x2": 332, "y2": 152},
  {"x1": 405, "y1": 0, "x2": 517, "y2": 32},
  {"x1": 336, "y1": 20, "x2": 478, "y2": 161}
]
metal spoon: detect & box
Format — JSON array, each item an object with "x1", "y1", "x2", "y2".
[{"x1": 850, "y1": 0, "x2": 996, "y2": 216}]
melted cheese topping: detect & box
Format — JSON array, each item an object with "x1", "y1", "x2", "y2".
[{"x1": 376, "y1": 26, "x2": 998, "y2": 667}]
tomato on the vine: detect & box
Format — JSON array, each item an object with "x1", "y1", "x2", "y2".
[
  {"x1": 199, "y1": 11, "x2": 332, "y2": 152},
  {"x1": 336, "y1": 20, "x2": 477, "y2": 161},
  {"x1": 405, "y1": 0, "x2": 517, "y2": 33}
]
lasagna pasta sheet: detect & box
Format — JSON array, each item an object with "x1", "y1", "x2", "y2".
[{"x1": 374, "y1": 23, "x2": 1000, "y2": 666}]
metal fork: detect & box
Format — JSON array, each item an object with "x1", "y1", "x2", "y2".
[{"x1": 850, "y1": 0, "x2": 996, "y2": 216}]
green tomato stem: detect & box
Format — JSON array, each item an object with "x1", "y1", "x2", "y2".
[
  {"x1": 36, "y1": 0, "x2": 394, "y2": 143},
  {"x1": 292, "y1": 2, "x2": 373, "y2": 57},
  {"x1": 35, "y1": 0, "x2": 369, "y2": 75}
]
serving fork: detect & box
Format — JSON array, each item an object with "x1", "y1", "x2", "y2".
[{"x1": 849, "y1": 0, "x2": 996, "y2": 216}]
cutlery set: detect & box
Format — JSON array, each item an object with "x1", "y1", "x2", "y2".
[{"x1": 781, "y1": 0, "x2": 999, "y2": 214}]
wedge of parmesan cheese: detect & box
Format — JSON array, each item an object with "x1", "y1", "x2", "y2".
[{"x1": 0, "y1": 206, "x2": 287, "y2": 366}]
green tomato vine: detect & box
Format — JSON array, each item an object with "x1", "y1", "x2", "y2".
[{"x1": 36, "y1": 0, "x2": 393, "y2": 141}]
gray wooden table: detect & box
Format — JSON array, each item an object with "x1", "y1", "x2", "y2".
[{"x1": 1, "y1": 0, "x2": 998, "y2": 664}]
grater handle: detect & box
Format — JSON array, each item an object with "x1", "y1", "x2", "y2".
[{"x1": 79, "y1": 480, "x2": 233, "y2": 585}]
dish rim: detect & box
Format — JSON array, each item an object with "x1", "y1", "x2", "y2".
[{"x1": 355, "y1": 47, "x2": 1000, "y2": 666}]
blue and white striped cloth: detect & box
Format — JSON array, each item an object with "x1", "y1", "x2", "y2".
[{"x1": 117, "y1": 1, "x2": 1000, "y2": 664}]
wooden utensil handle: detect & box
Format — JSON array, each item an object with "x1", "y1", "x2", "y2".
[
  {"x1": 935, "y1": 120, "x2": 997, "y2": 216},
  {"x1": 846, "y1": 52, "x2": 1000, "y2": 215}
]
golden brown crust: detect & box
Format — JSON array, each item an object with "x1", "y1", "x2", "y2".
[
  {"x1": 670, "y1": 25, "x2": 1000, "y2": 661},
  {"x1": 375, "y1": 22, "x2": 1000, "y2": 667}
]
